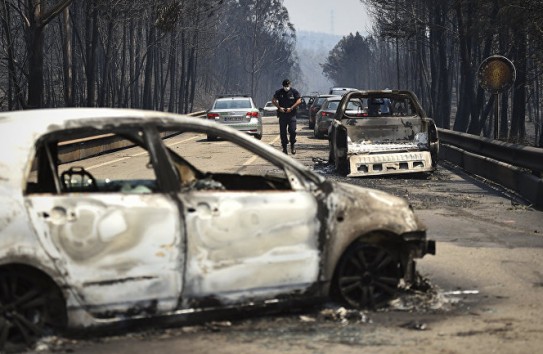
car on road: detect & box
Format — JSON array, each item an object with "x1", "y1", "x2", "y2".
[
  {"x1": 308, "y1": 94, "x2": 333, "y2": 129},
  {"x1": 298, "y1": 93, "x2": 318, "y2": 118},
  {"x1": 261, "y1": 101, "x2": 278, "y2": 117},
  {"x1": 314, "y1": 96, "x2": 366, "y2": 139},
  {"x1": 0, "y1": 108, "x2": 435, "y2": 351},
  {"x1": 328, "y1": 90, "x2": 439, "y2": 177},
  {"x1": 206, "y1": 94, "x2": 262, "y2": 140}
]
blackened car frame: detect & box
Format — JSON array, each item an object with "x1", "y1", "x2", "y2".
[
  {"x1": 328, "y1": 90, "x2": 439, "y2": 177},
  {"x1": 0, "y1": 108, "x2": 435, "y2": 351}
]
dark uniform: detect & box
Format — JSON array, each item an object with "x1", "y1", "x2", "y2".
[{"x1": 273, "y1": 86, "x2": 301, "y2": 153}]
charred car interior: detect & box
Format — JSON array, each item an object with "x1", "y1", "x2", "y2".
[
  {"x1": 0, "y1": 108, "x2": 435, "y2": 352},
  {"x1": 328, "y1": 90, "x2": 439, "y2": 177}
]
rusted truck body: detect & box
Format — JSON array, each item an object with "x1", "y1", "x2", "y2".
[{"x1": 328, "y1": 90, "x2": 439, "y2": 177}]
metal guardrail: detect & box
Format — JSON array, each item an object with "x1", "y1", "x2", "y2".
[
  {"x1": 438, "y1": 129, "x2": 543, "y2": 173},
  {"x1": 59, "y1": 110, "x2": 207, "y2": 163},
  {"x1": 438, "y1": 128, "x2": 543, "y2": 208}
]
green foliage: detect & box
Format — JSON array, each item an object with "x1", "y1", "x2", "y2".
[{"x1": 321, "y1": 33, "x2": 379, "y2": 88}]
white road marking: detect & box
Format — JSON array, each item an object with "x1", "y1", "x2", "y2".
[
  {"x1": 165, "y1": 135, "x2": 200, "y2": 147},
  {"x1": 87, "y1": 135, "x2": 200, "y2": 170},
  {"x1": 270, "y1": 135, "x2": 281, "y2": 145},
  {"x1": 88, "y1": 133, "x2": 278, "y2": 170},
  {"x1": 243, "y1": 135, "x2": 281, "y2": 166},
  {"x1": 243, "y1": 155, "x2": 258, "y2": 166}
]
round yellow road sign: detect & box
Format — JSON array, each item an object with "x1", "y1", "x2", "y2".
[{"x1": 478, "y1": 55, "x2": 516, "y2": 93}]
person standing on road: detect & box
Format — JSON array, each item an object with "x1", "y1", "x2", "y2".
[{"x1": 272, "y1": 79, "x2": 302, "y2": 155}]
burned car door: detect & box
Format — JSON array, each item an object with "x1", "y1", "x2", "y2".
[
  {"x1": 24, "y1": 127, "x2": 184, "y2": 317},
  {"x1": 180, "y1": 190, "x2": 320, "y2": 304},
  {"x1": 162, "y1": 130, "x2": 321, "y2": 305}
]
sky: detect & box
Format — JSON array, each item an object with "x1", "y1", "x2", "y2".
[{"x1": 282, "y1": 0, "x2": 373, "y2": 36}]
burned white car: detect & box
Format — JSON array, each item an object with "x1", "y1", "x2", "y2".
[
  {"x1": 328, "y1": 90, "x2": 439, "y2": 177},
  {"x1": 0, "y1": 108, "x2": 435, "y2": 351}
]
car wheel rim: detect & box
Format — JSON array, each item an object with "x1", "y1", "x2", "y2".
[
  {"x1": 0, "y1": 269, "x2": 65, "y2": 351},
  {"x1": 337, "y1": 244, "x2": 399, "y2": 309}
]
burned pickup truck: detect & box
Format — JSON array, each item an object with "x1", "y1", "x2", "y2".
[{"x1": 328, "y1": 90, "x2": 439, "y2": 177}]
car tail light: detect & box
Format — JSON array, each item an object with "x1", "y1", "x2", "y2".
[
  {"x1": 207, "y1": 113, "x2": 219, "y2": 120},
  {"x1": 246, "y1": 111, "x2": 259, "y2": 118},
  {"x1": 321, "y1": 111, "x2": 334, "y2": 118}
]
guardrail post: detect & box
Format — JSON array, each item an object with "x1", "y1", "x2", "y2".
[{"x1": 494, "y1": 93, "x2": 499, "y2": 140}]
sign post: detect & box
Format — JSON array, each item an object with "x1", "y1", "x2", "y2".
[{"x1": 477, "y1": 55, "x2": 516, "y2": 139}]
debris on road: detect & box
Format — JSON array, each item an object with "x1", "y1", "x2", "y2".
[
  {"x1": 319, "y1": 306, "x2": 372, "y2": 324},
  {"x1": 400, "y1": 320, "x2": 428, "y2": 331}
]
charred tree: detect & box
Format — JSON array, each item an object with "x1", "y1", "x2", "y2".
[
  {"x1": 510, "y1": 27, "x2": 527, "y2": 143},
  {"x1": 26, "y1": 0, "x2": 74, "y2": 108}
]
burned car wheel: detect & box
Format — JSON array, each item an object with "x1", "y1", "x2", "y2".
[
  {"x1": 0, "y1": 267, "x2": 67, "y2": 352},
  {"x1": 334, "y1": 243, "x2": 400, "y2": 309},
  {"x1": 328, "y1": 143, "x2": 335, "y2": 164},
  {"x1": 334, "y1": 156, "x2": 349, "y2": 176}
]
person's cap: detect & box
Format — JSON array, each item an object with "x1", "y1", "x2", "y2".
[{"x1": 282, "y1": 79, "x2": 290, "y2": 86}]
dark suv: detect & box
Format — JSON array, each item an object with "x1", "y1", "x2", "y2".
[{"x1": 308, "y1": 94, "x2": 333, "y2": 129}]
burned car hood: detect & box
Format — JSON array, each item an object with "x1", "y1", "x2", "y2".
[
  {"x1": 331, "y1": 181, "x2": 408, "y2": 209},
  {"x1": 323, "y1": 180, "x2": 423, "y2": 234}
]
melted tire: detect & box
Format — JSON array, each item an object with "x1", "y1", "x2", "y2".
[
  {"x1": 335, "y1": 156, "x2": 349, "y2": 176},
  {"x1": 0, "y1": 267, "x2": 67, "y2": 352}
]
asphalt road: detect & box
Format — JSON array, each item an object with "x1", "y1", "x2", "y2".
[{"x1": 26, "y1": 116, "x2": 543, "y2": 354}]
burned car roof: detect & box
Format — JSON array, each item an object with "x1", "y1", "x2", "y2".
[
  {"x1": 0, "y1": 108, "x2": 434, "y2": 351},
  {"x1": 328, "y1": 90, "x2": 439, "y2": 177},
  {"x1": 0, "y1": 108, "x2": 318, "y2": 188}
]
